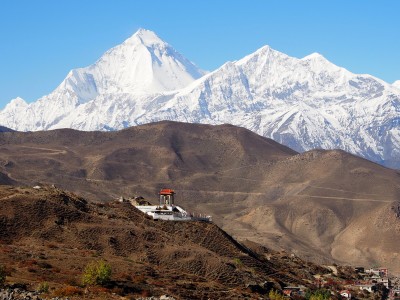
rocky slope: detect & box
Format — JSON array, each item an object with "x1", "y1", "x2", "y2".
[
  {"x1": 0, "y1": 121, "x2": 399, "y2": 273},
  {"x1": 0, "y1": 185, "x2": 334, "y2": 299}
]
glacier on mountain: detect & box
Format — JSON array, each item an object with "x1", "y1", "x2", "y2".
[{"x1": 1, "y1": 29, "x2": 400, "y2": 168}]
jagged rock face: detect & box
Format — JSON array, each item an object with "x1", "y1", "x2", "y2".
[{"x1": 1, "y1": 29, "x2": 400, "y2": 167}]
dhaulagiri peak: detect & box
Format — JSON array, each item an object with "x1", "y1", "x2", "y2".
[{"x1": 123, "y1": 28, "x2": 167, "y2": 47}]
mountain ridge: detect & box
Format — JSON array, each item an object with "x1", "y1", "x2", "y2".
[
  {"x1": 1, "y1": 29, "x2": 400, "y2": 167},
  {"x1": 0, "y1": 185, "x2": 308, "y2": 299},
  {"x1": 0, "y1": 121, "x2": 400, "y2": 272},
  {"x1": 0, "y1": 29, "x2": 205, "y2": 131}
]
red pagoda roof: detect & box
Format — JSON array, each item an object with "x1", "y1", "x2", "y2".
[{"x1": 159, "y1": 188, "x2": 175, "y2": 195}]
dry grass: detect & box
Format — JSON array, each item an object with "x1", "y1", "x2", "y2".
[
  {"x1": 0, "y1": 122, "x2": 399, "y2": 272},
  {"x1": 53, "y1": 286, "x2": 83, "y2": 297}
]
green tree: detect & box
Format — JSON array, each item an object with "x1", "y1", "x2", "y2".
[
  {"x1": 37, "y1": 281, "x2": 49, "y2": 293},
  {"x1": 306, "y1": 289, "x2": 331, "y2": 300},
  {"x1": 82, "y1": 260, "x2": 112, "y2": 286}
]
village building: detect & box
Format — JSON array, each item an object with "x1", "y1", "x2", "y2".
[
  {"x1": 282, "y1": 286, "x2": 306, "y2": 297},
  {"x1": 373, "y1": 277, "x2": 390, "y2": 288},
  {"x1": 340, "y1": 289, "x2": 352, "y2": 299},
  {"x1": 133, "y1": 188, "x2": 211, "y2": 222},
  {"x1": 355, "y1": 267, "x2": 365, "y2": 273},
  {"x1": 366, "y1": 267, "x2": 388, "y2": 278},
  {"x1": 379, "y1": 268, "x2": 389, "y2": 277},
  {"x1": 390, "y1": 288, "x2": 400, "y2": 300},
  {"x1": 357, "y1": 284, "x2": 374, "y2": 293}
]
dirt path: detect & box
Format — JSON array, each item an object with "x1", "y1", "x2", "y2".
[
  {"x1": 296, "y1": 194, "x2": 393, "y2": 203},
  {"x1": 19, "y1": 146, "x2": 67, "y2": 155},
  {"x1": 306, "y1": 184, "x2": 384, "y2": 197}
]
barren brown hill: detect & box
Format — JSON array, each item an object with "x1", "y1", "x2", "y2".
[
  {"x1": 0, "y1": 121, "x2": 400, "y2": 272},
  {"x1": 0, "y1": 185, "x2": 333, "y2": 299}
]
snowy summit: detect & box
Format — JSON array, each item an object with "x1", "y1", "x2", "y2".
[
  {"x1": 0, "y1": 29, "x2": 205, "y2": 131},
  {"x1": 89, "y1": 28, "x2": 206, "y2": 94},
  {"x1": 1, "y1": 28, "x2": 400, "y2": 167}
]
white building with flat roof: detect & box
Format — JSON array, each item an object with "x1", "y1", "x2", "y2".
[{"x1": 135, "y1": 189, "x2": 211, "y2": 222}]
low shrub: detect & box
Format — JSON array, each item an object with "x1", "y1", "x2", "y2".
[
  {"x1": 38, "y1": 262, "x2": 52, "y2": 269},
  {"x1": 233, "y1": 258, "x2": 243, "y2": 267},
  {"x1": 37, "y1": 281, "x2": 49, "y2": 293},
  {"x1": 82, "y1": 260, "x2": 112, "y2": 286},
  {"x1": 27, "y1": 267, "x2": 38, "y2": 273},
  {"x1": 269, "y1": 289, "x2": 286, "y2": 300},
  {"x1": 305, "y1": 289, "x2": 332, "y2": 300},
  {"x1": 0, "y1": 264, "x2": 6, "y2": 286}
]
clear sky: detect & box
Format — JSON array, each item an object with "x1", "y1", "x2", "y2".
[{"x1": 0, "y1": 0, "x2": 399, "y2": 108}]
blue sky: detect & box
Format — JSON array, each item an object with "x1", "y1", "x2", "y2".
[{"x1": 0, "y1": 0, "x2": 399, "y2": 108}]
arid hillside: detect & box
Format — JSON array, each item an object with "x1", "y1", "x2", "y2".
[
  {"x1": 0, "y1": 121, "x2": 399, "y2": 272},
  {"x1": 0, "y1": 185, "x2": 334, "y2": 299}
]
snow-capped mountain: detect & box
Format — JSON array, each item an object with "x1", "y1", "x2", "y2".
[
  {"x1": 0, "y1": 29, "x2": 205, "y2": 131},
  {"x1": 393, "y1": 80, "x2": 400, "y2": 89},
  {"x1": 1, "y1": 29, "x2": 400, "y2": 167},
  {"x1": 132, "y1": 46, "x2": 400, "y2": 167}
]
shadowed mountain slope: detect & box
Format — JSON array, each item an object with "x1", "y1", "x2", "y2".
[
  {"x1": 0, "y1": 185, "x2": 333, "y2": 299},
  {"x1": 0, "y1": 121, "x2": 399, "y2": 272}
]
